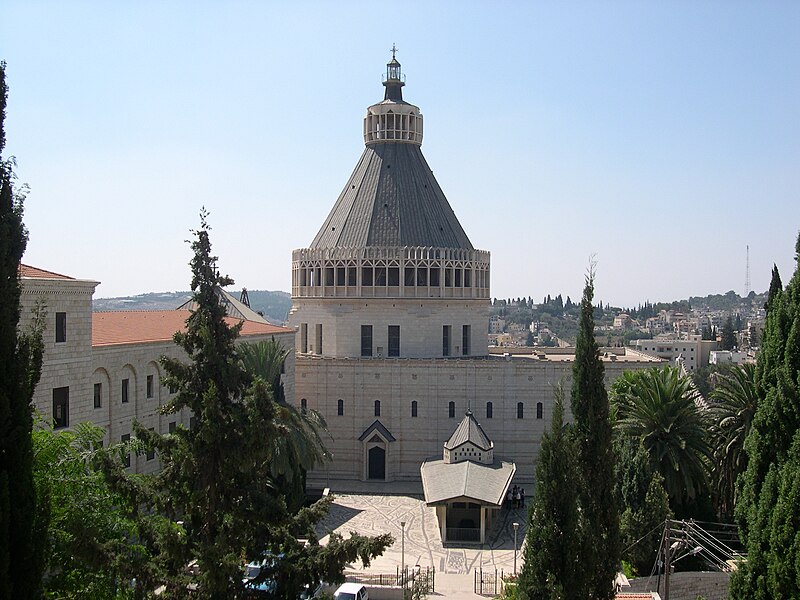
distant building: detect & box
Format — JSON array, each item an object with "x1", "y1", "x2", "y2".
[
  {"x1": 709, "y1": 350, "x2": 753, "y2": 366},
  {"x1": 629, "y1": 336, "x2": 717, "y2": 371},
  {"x1": 613, "y1": 313, "x2": 632, "y2": 329}
]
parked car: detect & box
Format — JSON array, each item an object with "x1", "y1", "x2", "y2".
[
  {"x1": 242, "y1": 556, "x2": 279, "y2": 596},
  {"x1": 333, "y1": 583, "x2": 368, "y2": 600}
]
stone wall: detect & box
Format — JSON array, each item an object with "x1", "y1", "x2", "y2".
[{"x1": 628, "y1": 571, "x2": 730, "y2": 600}]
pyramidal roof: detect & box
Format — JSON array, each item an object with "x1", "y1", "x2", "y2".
[
  {"x1": 444, "y1": 410, "x2": 493, "y2": 452},
  {"x1": 309, "y1": 55, "x2": 473, "y2": 251}
]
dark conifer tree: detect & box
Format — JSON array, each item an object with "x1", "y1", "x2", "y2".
[
  {"x1": 571, "y1": 267, "x2": 620, "y2": 599},
  {"x1": 135, "y1": 213, "x2": 390, "y2": 597},
  {"x1": 0, "y1": 61, "x2": 46, "y2": 599},
  {"x1": 721, "y1": 315, "x2": 736, "y2": 350},
  {"x1": 518, "y1": 387, "x2": 580, "y2": 600},
  {"x1": 732, "y1": 235, "x2": 800, "y2": 599}
]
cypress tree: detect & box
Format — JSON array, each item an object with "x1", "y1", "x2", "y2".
[
  {"x1": 731, "y1": 235, "x2": 800, "y2": 599},
  {"x1": 721, "y1": 315, "x2": 736, "y2": 350},
  {"x1": 0, "y1": 61, "x2": 46, "y2": 599},
  {"x1": 518, "y1": 386, "x2": 580, "y2": 600},
  {"x1": 571, "y1": 268, "x2": 620, "y2": 599}
]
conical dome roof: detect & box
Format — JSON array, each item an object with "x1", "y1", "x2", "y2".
[
  {"x1": 310, "y1": 143, "x2": 473, "y2": 249},
  {"x1": 309, "y1": 55, "x2": 473, "y2": 251}
]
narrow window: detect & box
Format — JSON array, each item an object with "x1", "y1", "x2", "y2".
[
  {"x1": 411, "y1": 400, "x2": 418, "y2": 417},
  {"x1": 169, "y1": 383, "x2": 178, "y2": 394},
  {"x1": 347, "y1": 266, "x2": 357, "y2": 286},
  {"x1": 362, "y1": 266, "x2": 373, "y2": 286},
  {"x1": 448, "y1": 401, "x2": 455, "y2": 418},
  {"x1": 486, "y1": 401, "x2": 493, "y2": 419},
  {"x1": 336, "y1": 266, "x2": 346, "y2": 285},
  {"x1": 374, "y1": 400, "x2": 381, "y2": 417},
  {"x1": 416, "y1": 267, "x2": 428, "y2": 287},
  {"x1": 455, "y1": 268, "x2": 462, "y2": 287},
  {"x1": 55, "y1": 312, "x2": 67, "y2": 343},
  {"x1": 388, "y1": 325, "x2": 400, "y2": 357},
  {"x1": 462, "y1": 325, "x2": 471, "y2": 356},
  {"x1": 301, "y1": 398, "x2": 307, "y2": 414},
  {"x1": 169, "y1": 421, "x2": 177, "y2": 433},
  {"x1": 146, "y1": 374, "x2": 154, "y2": 399},
  {"x1": 464, "y1": 269, "x2": 472, "y2": 287},
  {"x1": 361, "y1": 325, "x2": 373, "y2": 357},
  {"x1": 121, "y1": 378, "x2": 129, "y2": 403},
  {"x1": 517, "y1": 402, "x2": 524, "y2": 419},
  {"x1": 52, "y1": 386, "x2": 69, "y2": 429},
  {"x1": 93, "y1": 382, "x2": 102, "y2": 409},
  {"x1": 405, "y1": 267, "x2": 415, "y2": 286},
  {"x1": 375, "y1": 266, "x2": 387, "y2": 286},
  {"x1": 121, "y1": 434, "x2": 131, "y2": 468},
  {"x1": 315, "y1": 324, "x2": 322, "y2": 355},
  {"x1": 300, "y1": 323, "x2": 308, "y2": 353},
  {"x1": 337, "y1": 399, "x2": 344, "y2": 416},
  {"x1": 442, "y1": 325, "x2": 451, "y2": 356},
  {"x1": 146, "y1": 428, "x2": 155, "y2": 461},
  {"x1": 189, "y1": 416, "x2": 197, "y2": 430},
  {"x1": 536, "y1": 402, "x2": 543, "y2": 419},
  {"x1": 325, "y1": 267, "x2": 334, "y2": 286},
  {"x1": 388, "y1": 267, "x2": 399, "y2": 286},
  {"x1": 430, "y1": 267, "x2": 440, "y2": 287}
]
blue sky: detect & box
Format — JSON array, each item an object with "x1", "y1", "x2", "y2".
[{"x1": 2, "y1": 1, "x2": 799, "y2": 307}]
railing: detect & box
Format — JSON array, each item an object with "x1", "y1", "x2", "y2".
[
  {"x1": 446, "y1": 527, "x2": 481, "y2": 542},
  {"x1": 343, "y1": 566, "x2": 435, "y2": 593},
  {"x1": 474, "y1": 568, "x2": 504, "y2": 596}
]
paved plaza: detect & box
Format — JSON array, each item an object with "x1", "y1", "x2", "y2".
[{"x1": 318, "y1": 493, "x2": 528, "y2": 597}]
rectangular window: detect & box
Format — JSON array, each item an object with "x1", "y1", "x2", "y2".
[
  {"x1": 430, "y1": 267, "x2": 440, "y2": 287},
  {"x1": 347, "y1": 267, "x2": 357, "y2": 286},
  {"x1": 443, "y1": 325, "x2": 451, "y2": 357},
  {"x1": 362, "y1": 266, "x2": 373, "y2": 286},
  {"x1": 464, "y1": 269, "x2": 472, "y2": 287},
  {"x1": 361, "y1": 325, "x2": 373, "y2": 357},
  {"x1": 121, "y1": 378, "x2": 129, "y2": 403},
  {"x1": 375, "y1": 267, "x2": 387, "y2": 286},
  {"x1": 325, "y1": 267, "x2": 334, "y2": 286},
  {"x1": 462, "y1": 325, "x2": 471, "y2": 356},
  {"x1": 55, "y1": 312, "x2": 67, "y2": 343},
  {"x1": 416, "y1": 267, "x2": 428, "y2": 287},
  {"x1": 455, "y1": 268, "x2": 462, "y2": 287},
  {"x1": 388, "y1": 325, "x2": 400, "y2": 357},
  {"x1": 189, "y1": 416, "x2": 197, "y2": 430},
  {"x1": 405, "y1": 267, "x2": 415, "y2": 286},
  {"x1": 315, "y1": 324, "x2": 323, "y2": 355},
  {"x1": 93, "y1": 382, "x2": 102, "y2": 409},
  {"x1": 336, "y1": 266, "x2": 346, "y2": 286},
  {"x1": 146, "y1": 428, "x2": 155, "y2": 461},
  {"x1": 146, "y1": 374, "x2": 154, "y2": 399},
  {"x1": 121, "y1": 434, "x2": 131, "y2": 468},
  {"x1": 388, "y1": 267, "x2": 399, "y2": 286},
  {"x1": 169, "y1": 421, "x2": 177, "y2": 433},
  {"x1": 300, "y1": 323, "x2": 308, "y2": 353},
  {"x1": 53, "y1": 386, "x2": 69, "y2": 429}
]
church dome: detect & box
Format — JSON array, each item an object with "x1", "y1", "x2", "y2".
[{"x1": 308, "y1": 52, "x2": 474, "y2": 251}]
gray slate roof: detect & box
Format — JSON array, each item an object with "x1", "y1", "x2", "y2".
[
  {"x1": 420, "y1": 458, "x2": 516, "y2": 506},
  {"x1": 310, "y1": 143, "x2": 474, "y2": 250},
  {"x1": 177, "y1": 288, "x2": 270, "y2": 324},
  {"x1": 444, "y1": 410, "x2": 492, "y2": 452}
]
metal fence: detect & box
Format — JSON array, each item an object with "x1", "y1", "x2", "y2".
[
  {"x1": 474, "y1": 567, "x2": 504, "y2": 596},
  {"x1": 344, "y1": 566, "x2": 435, "y2": 593}
]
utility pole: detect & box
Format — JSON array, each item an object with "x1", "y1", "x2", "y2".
[{"x1": 664, "y1": 521, "x2": 672, "y2": 600}]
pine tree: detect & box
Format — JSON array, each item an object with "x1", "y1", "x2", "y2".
[
  {"x1": 134, "y1": 213, "x2": 390, "y2": 597},
  {"x1": 731, "y1": 235, "x2": 800, "y2": 599},
  {"x1": 571, "y1": 267, "x2": 620, "y2": 599},
  {"x1": 0, "y1": 61, "x2": 47, "y2": 599},
  {"x1": 518, "y1": 386, "x2": 580, "y2": 600}
]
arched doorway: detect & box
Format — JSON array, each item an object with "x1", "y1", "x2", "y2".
[{"x1": 368, "y1": 445, "x2": 386, "y2": 480}]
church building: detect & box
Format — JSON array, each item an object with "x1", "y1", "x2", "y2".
[{"x1": 290, "y1": 54, "x2": 661, "y2": 487}]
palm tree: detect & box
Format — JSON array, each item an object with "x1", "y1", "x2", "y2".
[
  {"x1": 709, "y1": 363, "x2": 758, "y2": 520},
  {"x1": 612, "y1": 366, "x2": 711, "y2": 505},
  {"x1": 238, "y1": 339, "x2": 331, "y2": 507}
]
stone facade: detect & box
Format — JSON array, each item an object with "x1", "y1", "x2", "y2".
[{"x1": 21, "y1": 267, "x2": 295, "y2": 475}]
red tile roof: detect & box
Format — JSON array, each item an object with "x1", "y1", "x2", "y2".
[
  {"x1": 93, "y1": 310, "x2": 293, "y2": 347},
  {"x1": 19, "y1": 264, "x2": 75, "y2": 280}
]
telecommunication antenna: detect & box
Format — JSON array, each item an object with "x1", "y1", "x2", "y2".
[{"x1": 744, "y1": 245, "x2": 751, "y2": 297}]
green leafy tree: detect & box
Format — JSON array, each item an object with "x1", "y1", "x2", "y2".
[
  {"x1": 731, "y1": 236, "x2": 800, "y2": 599},
  {"x1": 34, "y1": 422, "x2": 167, "y2": 598},
  {"x1": 0, "y1": 60, "x2": 47, "y2": 599},
  {"x1": 131, "y1": 214, "x2": 390, "y2": 598},
  {"x1": 238, "y1": 339, "x2": 331, "y2": 512},
  {"x1": 518, "y1": 386, "x2": 580, "y2": 600},
  {"x1": 709, "y1": 363, "x2": 757, "y2": 520},
  {"x1": 615, "y1": 436, "x2": 670, "y2": 575},
  {"x1": 721, "y1": 315, "x2": 736, "y2": 350},
  {"x1": 612, "y1": 366, "x2": 711, "y2": 506},
  {"x1": 571, "y1": 267, "x2": 620, "y2": 599}
]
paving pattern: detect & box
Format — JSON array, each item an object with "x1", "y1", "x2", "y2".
[{"x1": 319, "y1": 494, "x2": 529, "y2": 576}]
